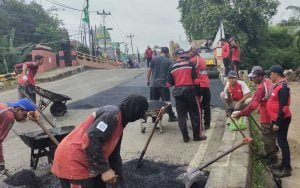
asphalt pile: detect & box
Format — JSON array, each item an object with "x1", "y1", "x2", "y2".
[
  {"x1": 123, "y1": 159, "x2": 185, "y2": 188},
  {"x1": 4, "y1": 170, "x2": 60, "y2": 188},
  {"x1": 4, "y1": 159, "x2": 186, "y2": 188}
]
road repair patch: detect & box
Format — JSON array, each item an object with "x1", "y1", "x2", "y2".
[{"x1": 4, "y1": 159, "x2": 186, "y2": 188}]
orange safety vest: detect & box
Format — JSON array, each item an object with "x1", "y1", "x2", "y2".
[{"x1": 51, "y1": 113, "x2": 124, "y2": 180}]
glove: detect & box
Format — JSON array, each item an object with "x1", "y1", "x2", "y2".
[
  {"x1": 147, "y1": 81, "x2": 150, "y2": 86},
  {"x1": 22, "y1": 75, "x2": 28, "y2": 81},
  {"x1": 101, "y1": 169, "x2": 118, "y2": 184},
  {"x1": 27, "y1": 111, "x2": 40, "y2": 122},
  {"x1": 231, "y1": 111, "x2": 241, "y2": 118}
]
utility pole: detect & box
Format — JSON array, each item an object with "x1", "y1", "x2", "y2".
[
  {"x1": 97, "y1": 10, "x2": 112, "y2": 53},
  {"x1": 127, "y1": 34, "x2": 134, "y2": 55}
]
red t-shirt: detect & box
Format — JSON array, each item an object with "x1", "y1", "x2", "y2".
[
  {"x1": 190, "y1": 56, "x2": 210, "y2": 88},
  {"x1": 17, "y1": 62, "x2": 39, "y2": 85},
  {"x1": 231, "y1": 45, "x2": 240, "y2": 62},
  {"x1": 145, "y1": 49, "x2": 153, "y2": 58},
  {"x1": 222, "y1": 42, "x2": 230, "y2": 59}
]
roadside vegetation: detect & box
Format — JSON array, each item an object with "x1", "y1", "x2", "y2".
[
  {"x1": 0, "y1": 0, "x2": 68, "y2": 74},
  {"x1": 178, "y1": 0, "x2": 300, "y2": 71}
]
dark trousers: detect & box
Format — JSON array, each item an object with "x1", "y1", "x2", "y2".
[
  {"x1": 200, "y1": 87, "x2": 211, "y2": 128},
  {"x1": 174, "y1": 87, "x2": 200, "y2": 139},
  {"x1": 223, "y1": 57, "x2": 231, "y2": 76},
  {"x1": 150, "y1": 87, "x2": 176, "y2": 118},
  {"x1": 276, "y1": 118, "x2": 291, "y2": 169},
  {"x1": 60, "y1": 176, "x2": 106, "y2": 188},
  {"x1": 146, "y1": 57, "x2": 152, "y2": 68},
  {"x1": 18, "y1": 84, "x2": 36, "y2": 103}
]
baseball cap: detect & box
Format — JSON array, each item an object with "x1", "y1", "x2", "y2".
[
  {"x1": 248, "y1": 66, "x2": 264, "y2": 78},
  {"x1": 228, "y1": 71, "x2": 238, "y2": 78},
  {"x1": 7, "y1": 98, "x2": 36, "y2": 111},
  {"x1": 229, "y1": 37, "x2": 235, "y2": 42},
  {"x1": 269, "y1": 65, "x2": 284, "y2": 75},
  {"x1": 174, "y1": 48, "x2": 187, "y2": 57},
  {"x1": 160, "y1": 47, "x2": 169, "y2": 54}
]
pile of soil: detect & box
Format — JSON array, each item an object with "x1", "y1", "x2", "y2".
[
  {"x1": 4, "y1": 160, "x2": 185, "y2": 188},
  {"x1": 287, "y1": 68, "x2": 300, "y2": 82}
]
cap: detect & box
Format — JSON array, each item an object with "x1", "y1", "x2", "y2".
[
  {"x1": 160, "y1": 47, "x2": 169, "y2": 54},
  {"x1": 229, "y1": 37, "x2": 235, "y2": 42},
  {"x1": 174, "y1": 48, "x2": 187, "y2": 57},
  {"x1": 7, "y1": 98, "x2": 36, "y2": 111},
  {"x1": 228, "y1": 71, "x2": 238, "y2": 78},
  {"x1": 269, "y1": 65, "x2": 284, "y2": 75},
  {"x1": 248, "y1": 66, "x2": 264, "y2": 78}
]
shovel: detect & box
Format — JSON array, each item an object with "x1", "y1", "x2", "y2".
[
  {"x1": 136, "y1": 104, "x2": 170, "y2": 168},
  {"x1": 185, "y1": 137, "x2": 252, "y2": 188},
  {"x1": 249, "y1": 114, "x2": 263, "y2": 132}
]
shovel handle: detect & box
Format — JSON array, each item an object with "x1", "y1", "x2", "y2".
[
  {"x1": 249, "y1": 115, "x2": 263, "y2": 132},
  {"x1": 136, "y1": 104, "x2": 170, "y2": 168},
  {"x1": 20, "y1": 90, "x2": 56, "y2": 128},
  {"x1": 35, "y1": 120, "x2": 59, "y2": 145},
  {"x1": 198, "y1": 138, "x2": 251, "y2": 170},
  {"x1": 228, "y1": 116, "x2": 247, "y2": 138}
]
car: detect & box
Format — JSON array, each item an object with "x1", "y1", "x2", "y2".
[{"x1": 198, "y1": 48, "x2": 219, "y2": 78}]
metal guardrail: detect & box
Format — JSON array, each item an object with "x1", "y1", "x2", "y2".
[
  {"x1": 76, "y1": 51, "x2": 115, "y2": 64},
  {"x1": 0, "y1": 72, "x2": 17, "y2": 82}
]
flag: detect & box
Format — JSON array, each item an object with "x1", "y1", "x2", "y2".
[{"x1": 82, "y1": 0, "x2": 89, "y2": 24}]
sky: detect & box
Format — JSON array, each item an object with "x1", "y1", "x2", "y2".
[{"x1": 31, "y1": 0, "x2": 300, "y2": 51}]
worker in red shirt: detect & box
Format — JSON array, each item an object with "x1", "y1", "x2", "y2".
[
  {"x1": 15, "y1": 55, "x2": 44, "y2": 103},
  {"x1": 231, "y1": 66, "x2": 278, "y2": 165},
  {"x1": 220, "y1": 38, "x2": 230, "y2": 76},
  {"x1": 0, "y1": 98, "x2": 36, "y2": 172},
  {"x1": 52, "y1": 95, "x2": 149, "y2": 188},
  {"x1": 167, "y1": 48, "x2": 206, "y2": 142},
  {"x1": 188, "y1": 47, "x2": 211, "y2": 129},
  {"x1": 266, "y1": 65, "x2": 292, "y2": 178},
  {"x1": 144, "y1": 46, "x2": 153, "y2": 68},
  {"x1": 229, "y1": 37, "x2": 241, "y2": 73},
  {"x1": 220, "y1": 71, "x2": 252, "y2": 111}
]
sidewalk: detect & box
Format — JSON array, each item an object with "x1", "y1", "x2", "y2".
[
  {"x1": 282, "y1": 81, "x2": 300, "y2": 187},
  {"x1": 36, "y1": 65, "x2": 86, "y2": 83}
]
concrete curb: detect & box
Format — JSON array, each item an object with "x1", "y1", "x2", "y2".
[
  {"x1": 203, "y1": 73, "x2": 251, "y2": 188},
  {"x1": 36, "y1": 66, "x2": 87, "y2": 83}
]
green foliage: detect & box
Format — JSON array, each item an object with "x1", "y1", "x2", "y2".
[
  {"x1": 0, "y1": 0, "x2": 68, "y2": 73},
  {"x1": 77, "y1": 44, "x2": 90, "y2": 55}
]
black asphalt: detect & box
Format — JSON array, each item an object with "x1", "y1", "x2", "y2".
[{"x1": 68, "y1": 73, "x2": 225, "y2": 109}]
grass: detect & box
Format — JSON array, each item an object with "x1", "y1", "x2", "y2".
[{"x1": 249, "y1": 114, "x2": 267, "y2": 188}]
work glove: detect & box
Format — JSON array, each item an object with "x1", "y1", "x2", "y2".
[
  {"x1": 231, "y1": 111, "x2": 241, "y2": 118},
  {"x1": 147, "y1": 81, "x2": 150, "y2": 86},
  {"x1": 22, "y1": 75, "x2": 28, "y2": 81},
  {"x1": 27, "y1": 111, "x2": 40, "y2": 122},
  {"x1": 101, "y1": 169, "x2": 118, "y2": 184}
]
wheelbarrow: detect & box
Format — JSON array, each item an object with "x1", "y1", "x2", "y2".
[
  {"x1": 35, "y1": 86, "x2": 72, "y2": 116},
  {"x1": 140, "y1": 100, "x2": 169, "y2": 134},
  {"x1": 16, "y1": 126, "x2": 75, "y2": 170}
]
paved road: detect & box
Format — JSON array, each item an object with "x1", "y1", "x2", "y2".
[{"x1": 0, "y1": 68, "x2": 226, "y2": 184}]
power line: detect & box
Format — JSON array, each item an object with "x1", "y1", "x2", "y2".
[
  {"x1": 127, "y1": 34, "x2": 134, "y2": 55},
  {"x1": 44, "y1": 0, "x2": 98, "y2": 12},
  {"x1": 45, "y1": 0, "x2": 82, "y2": 11}
]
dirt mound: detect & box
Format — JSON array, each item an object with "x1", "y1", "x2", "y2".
[{"x1": 287, "y1": 68, "x2": 300, "y2": 82}]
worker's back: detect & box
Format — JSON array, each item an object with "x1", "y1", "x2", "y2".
[{"x1": 150, "y1": 56, "x2": 172, "y2": 87}]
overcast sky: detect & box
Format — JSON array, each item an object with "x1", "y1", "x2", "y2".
[{"x1": 33, "y1": 0, "x2": 300, "y2": 51}]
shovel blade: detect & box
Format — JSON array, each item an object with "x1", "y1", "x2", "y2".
[{"x1": 185, "y1": 170, "x2": 209, "y2": 188}]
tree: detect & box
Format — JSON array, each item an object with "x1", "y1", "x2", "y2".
[
  {"x1": 178, "y1": 0, "x2": 279, "y2": 67},
  {"x1": 0, "y1": 0, "x2": 68, "y2": 73}
]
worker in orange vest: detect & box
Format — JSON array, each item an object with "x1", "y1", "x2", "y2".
[{"x1": 52, "y1": 95, "x2": 149, "y2": 188}]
